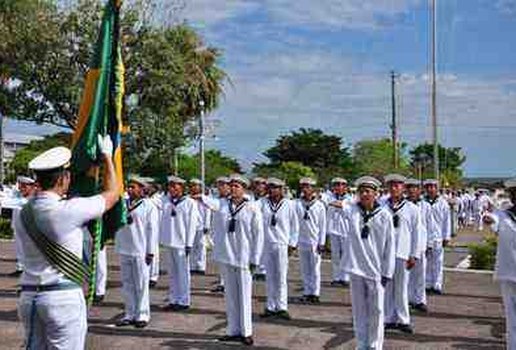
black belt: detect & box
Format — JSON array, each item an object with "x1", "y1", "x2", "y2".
[{"x1": 20, "y1": 283, "x2": 80, "y2": 293}]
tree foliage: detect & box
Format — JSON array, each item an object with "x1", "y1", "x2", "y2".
[
  {"x1": 409, "y1": 143, "x2": 465, "y2": 186},
  {"x1": 252, "y1": 161, "x2": 316, "y2": 190},
  {"x1": 352, "y1": 138, "x2": 411, "y2": 178}
]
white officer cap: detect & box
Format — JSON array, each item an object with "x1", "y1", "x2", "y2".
[
  {"x1": 331, "y1": 177, "x2": 348, "y2": 185},
  {"x1": 252, "y1": 176, "x2": 266, "y2": 184},
  {"x1": 299, "y1": 177, "x2": 317, "y2": 186},
  {"x1": 189, "y1": 178, "x2": 203, "y2": 186},
  {"x1": 229, "y1": 174, "x2": 250, "y2": 188},
  {"x1": 355, "y1": 176, "x2": 381, "y2": 190},
  {"x1": 267, "y1": 177, "x2": 285, "y2": 187},
  {"x1": 17, "y1": 176, "x2": 35, "y2": 185},
  {"x1": 423, "y1": 179, "x2": 439, "y2": 186},
  {"x1": 128, "y1": 175, "x2": 148, "y2": 187},
  {"x1": 167, "y1": 175, "x2": 186, "y2": 185},
  {"x1": 215, "y1": 176, "x2": 230, "y2": 184},
  {"x1": 29, "y1": 147, "x2": 71, "y2": 172},
  {"x1": 384, "y1": 173, "x2": 407, "y2": 184},
  {"x1": 505, "y1": 178, "x2": 516, "y2": 189},
  {"x1": 405, "y1": 178, "x2": 421, "y2": 187}
]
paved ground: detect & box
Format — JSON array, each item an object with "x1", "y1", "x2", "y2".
[{"x1": 0, "y1": 230, "x2": 505, "y2": 350}]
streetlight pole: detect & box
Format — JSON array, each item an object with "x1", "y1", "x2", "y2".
[
  {"x1": 390, "y1": 70, "x2": 399, "y2": 169},
  {"x1": 431, "y1": 0, "x2": 439, "y2": 181},
  {"x1": 199, "y1": 100, "x2": 206, "y2": 193}
]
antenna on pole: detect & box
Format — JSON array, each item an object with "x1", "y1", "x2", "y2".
[{"x1": 391, "y1": 70, "x2": 399, "y2": 169}]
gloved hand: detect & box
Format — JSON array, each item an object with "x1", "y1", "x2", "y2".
[{"x1": 97, "y1": 134, "x2": 113, "y2": 158}]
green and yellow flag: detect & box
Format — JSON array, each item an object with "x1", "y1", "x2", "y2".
[{"x1": 70, "y1": 0, "x2": 126, "y2": 305}]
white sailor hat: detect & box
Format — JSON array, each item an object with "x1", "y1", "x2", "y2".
[
  {"x1": 215, "y1": 176, "x2": 230, "y2": 184},
  {"x1": 423, "y1": 179, "x2": 439, "y2": 186},
  {"x1": 331, "y1": 177, "x2": 348, "y2": 185},
  {"x1": 229, "y1": 174, "x2": 250, "y2": 187},
  {"x1": 384, "y1": 173, "x2": 407, "y2": 184},
  {"x1": 128, "y1": 175, "x2": 148, "y2": 187},
  {"x1": 405, "y1": 178, "x2": 421, "y2": 187},
  {"x1": 505, "y1": 179, "x2": 516, "y2": 188},
  {"x1": 252, "y1": 176, "x2": 266, "y2": 184},
  {"x1": 17, "y1": 176, "x2": 35, "y2": 185},
  {"x1": 167, "y1": 175, "x2": 186, "y2": 184},
  {"x1": 29, "y1": 146, "x2": 71, "y2": 172},
  {"x1": 189, "y1": 178, "x2": 203, "y2": 186},
  {"x1": 267, "y1": 177, "x2": 285, "y2": 187},
  {"x1": 142, "y1": 177, "x2": 155, "y2": 184},
  {"x1": 355, "y1": 176, "x2": 381, "y2": 190},
  {"x1": 299, "y1": 177, "x2": 317, "y2": 186}
]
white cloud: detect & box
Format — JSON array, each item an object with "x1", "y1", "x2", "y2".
[{"x1": 179, "y1": 0, "x2": 260, "y2": 26}]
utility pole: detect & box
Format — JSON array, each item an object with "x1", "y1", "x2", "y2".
[
  {"x1": 199, "y1": 100, "x2": 206, "y2": 193},
  {"x1": 390, "y1": 70, "x2": 399, "y2": 169},
  {"x1": 431, "y1": 0, "x2": 439, "y2": 181},
  {"x1": 0, "y1": 113, "x2": 4, "y2": 184}
]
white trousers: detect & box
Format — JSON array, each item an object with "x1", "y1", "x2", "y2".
[
  {"x1": 384, "y1": 258, "x2": 410, "y2": 325},
  {"x1": 501, "y1": 280, "x2": 516, "y2": 350},
  {"x1": 120, "y1": 254, "x2": 150, "y2": 322},
  {"x1": 221, "y1": 264, "x2": 253, "y2": 337},
  {"x1": 14, "y1": 230, "x2": 24, "y2": 271},
  {"x1": 190, "y1": 230, "x2": 207, "y2": 272},
  {"x1": 96, "y1": 247, "x2": 107, "y2": 296},
  {"x1": 299, "y1": 247, "x2": 321, "y2": 296},
  {"x1": 265, "y1": 244, "x2": 289, "y2": 311},
  {"x1": 330, "y1": 234, "x2": 350, "y2": 282},
  {"x1": 426, "y1": 245, "x2": 444, "y2": 291},
  {"x1": 150, "y1": 244, "x2": 160, "y2": 283},
  {"x1": 473, "y1": 212, "x2": 483, "y2": 231},
  {"x1": 18, "y1": 288, "x2": 87, "y2": 350},
  {"x1": 408, "y1": 254, "x2": 427, "y2": 305},
  {"x1": 166, "y1": 247, "x2": 191, "y2": 306},
  {"x1": 350, "y1": 275, "x2": 385, "y2": 350}
]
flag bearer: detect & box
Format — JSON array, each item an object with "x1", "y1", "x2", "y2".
[
  {"x1": 424, "y1": 179, "x2": 451, "y2": 295},
  {"x1": 16, "y1": 137, "x2": 120, "y2": 349},
  {"x1": 189, "y1": 178, "x2": 212, "y2": 275},
  {"x1": 259, "y1": 177, "x2": 298, "y2": 320},
  {"x1": 160, "y1": 175, "x2": 199, "y2": 310},
  {"x1": 382, "y1": 174, "x2": 420, "y2": 334},
  {"x1": 342, "y1": 176, "x2": 395, "y2": 350},
  {"x1": 115, "y1": 176, "x2": 158, "y2": 328},
  {"x1": 294, "y1": 177, "x2": 326, "y2": 304},
  {"x1": 213, "y1": 174, "x2": 264, "y2": 346}
]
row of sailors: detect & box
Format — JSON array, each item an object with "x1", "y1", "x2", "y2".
[{"x1": 107, "y1": 171, "x2": 452, "y2": 348}]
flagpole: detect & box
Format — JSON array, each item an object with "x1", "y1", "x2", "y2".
[{"x1": 199, "y1": 100, "x2": 206, "y2": 193}]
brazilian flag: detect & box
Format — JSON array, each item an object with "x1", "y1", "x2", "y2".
[{"x1": 70, "y1": 0, "x2": 126, "y2": 304}]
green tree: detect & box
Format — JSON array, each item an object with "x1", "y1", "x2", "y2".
[
  {"x1": 261, "y1": 128, "x2": 354, "y2": 184},
  {"x1": 353, "y1": 138, "x2": 411, "y2": 179},
  {"x1": 8, "y1": 132, "x2": 72, "y2": 182},
  {"x1": 409, "y1": 143, "x2": 465, "y2": 186},
  {"x1": 252, "y1": 161, "x2": 316, "y2": 190}
]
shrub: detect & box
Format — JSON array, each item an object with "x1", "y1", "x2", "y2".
[
  {"x1": 0, "y1": 218, "x2": 13, "y2": 239},
  {"x1": 468, "y1": 234, "x2": 497, "y2": 270}
]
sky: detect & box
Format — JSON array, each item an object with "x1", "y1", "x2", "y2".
[{"x1": 9, "y1": 0, "x2": 516, "y2": 177}]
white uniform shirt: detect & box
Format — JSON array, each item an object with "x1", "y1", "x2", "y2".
[
  {"x1": 160, "y1": 195, "x2": 199, "y2": 249},
  {"x1": 294, "y1": 198, "x2": 327, "y2": 249},
  {"x1": 425, "y1": 196, "x2": 451, "y2": 248},
  {"x1": 326, "y1": 194, "x2": 353, "y2": 237},
  {"x1": 11, "y1": 197, "x2": 28, "y2": 232},
  {"x1": 260, "y1": 197, "x2": 299, "y2": 247},
  {"x1": 212, "y1": 199, "x2": 264, "y2": 269},
  {"x1": 410, "y1": 198, "x2": 433, "y2": 255},
  {"x1": 341, "y1": 203, "x2": 395, "y2": 281},
  {"x1": 383, "y1": 197, "x2": 421, "y2": 260},
  {"x1": 115, "y1": 198, "x2": 159, "y2": 257},
  {"x1": 15, "y1": 192, "x2": 106, "y2": 286},
  {"x1": 192, "y1": 195, "x2": 213, "y2": 232},
  {"x1": 490, "y1": 210, "x2": 516, "y2": 283}
]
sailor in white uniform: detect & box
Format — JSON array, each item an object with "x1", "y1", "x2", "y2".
[
  {"x1": 294, "y1": 177, "x2": 326, "y2": 304},
  {"x1": 115, "y1": 176, "x2": 158, "y2": 328},
  {"x1": 160, "y1": 175, "x2": 199, "y2": 310},
  {"x1": 406, "y1": 178, "x2": 433, "y2": 313},
  {"x1": 484, "y1": 178, "x2": 516, "y2": 350},
  {"x1": 259, "y1": 177, "x2": 298, "y2": 320},
  {"x1": 342, "y1": 176, "x2": 395, "y2": 350},
  {"x1": 325, "y1": 177, "x2": 352, "y2": 287},
  {"x1": 10, "y1": 176, "x2": 36, "y2": 276},
  {"x1": 424, "y1": 179, "x2": 451, "y2": 294},
  {"x1": 145, "y1": 181, "x2": 163, "y2": 288},
  {"x1": 213, "y1": 174, "x2": 264, "y2": 346},
  {"x1": 16, "y1": 137, "x2": 121, "y2": 350},
  {"x1": 252, "y1": 176, "x2": 268, "y2": 280},
  {"x1": 189, "y1": 178, "x2": 212, "y2": 275},
  {"x1": 382, "y1": 174, "x2": 420, "y2": 334}
]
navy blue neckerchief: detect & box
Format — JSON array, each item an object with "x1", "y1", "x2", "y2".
[
  {"x1": 228, "y1": 198, "x2": 248, "y2": 233},
  {"x1": 388, "y1": 197, "x2": 407, "y2": 228},
  {"x1": 169, "y1": 195, "x2": 186, "y2": 217},
  {"x1": 358, "y1": 201, "x2": 382, "y2": 239},
  {"x1": 268, "y1": 197, "x2": 286, "y2": 227},
  {"x1": 302, "y1": 196, "x2": 317, "y2": 220}
]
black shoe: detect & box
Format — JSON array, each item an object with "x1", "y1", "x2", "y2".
[
  {"x1": 398, "y1": 324, "x2": 414, "y2": 334},
  {"x1": 134, "y1": 320, "x2": 148, "y2": 328},
  {"x1": 190, "y1": 270, "x2": 206, "y2": 275},
  {"x1": 149, "y1": 280, "x2": 157, "y2": 289},
  {"x1": 241, "y1": 336, "x2": 254, "y2": 346},
  {"x1": 298, "y1": 295, "x2": 310, "y2": 304},
  {"x1": 309, "y1": 295, "x2": 320, "y2": 304},
  {"x1": 330, "y1": 280, "x2": 341, "y2": 287},
  {"x1": 433, "y1": 289, "x2": 443, "y2": 295},
  {"x1": 8, "y1": 270, "x2": 23, "y2": 277},
  {"x1": 384, "y1": 323, "x2": 398, "y2": 330},
  {"x1": 253, "y1": 273, "x2": 266, "y2": 281},
  {"x1": 172, "y1": 304, "x2": 190, "y2": 311},
  {"x1": 218, "y1": 335, "x2": 241, "y2": 343},
  {"x1": 260, "y1": 309, "x2": 276, "y2": 318},
  {"x1": 340, "y1": 281, "x2": 350, "y2": 288},
  {"x1": 211, "y1": 285, "x2": 225, "y2": 293},
  {"x1": 414, "y1": 303, "x2": 428, "y2": 313},
  {"x1": 162, "y1": 303, "x2": 177, "y2": 311},
  {"x1": 116, "y1": 318, "x2": 135, "y2": 327},
  {"x1": 93, "y1": 295, "x2": 105, "y2": 304},
  {"x1": 426, "y1": 287, "x2": 434, "y2": 294},
  {"x1": 276, "y1": 310, "x2": 291, "y2": 320}
]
